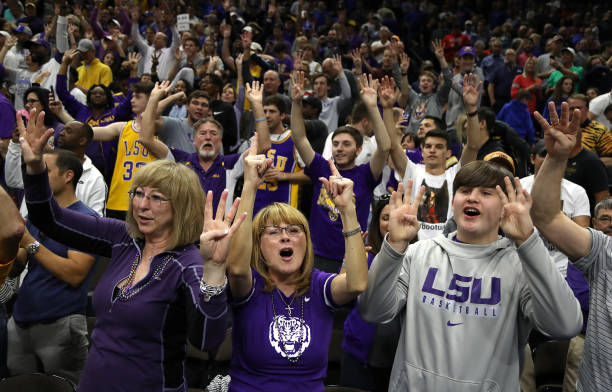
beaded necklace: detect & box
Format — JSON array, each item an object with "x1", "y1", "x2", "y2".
[
  {"x1": 117, "y1": 253, "x2": 173, "y2": 301},
  {"x1": 271, "y1": 289, "x2": 305, "y2": 364}
]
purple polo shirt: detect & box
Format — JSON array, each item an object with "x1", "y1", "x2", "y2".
[
  {"x1": 171, "y1": 149, "x2": 241, "y2": 212},
  {"x1": 304, "y1": 153, "x2": 380, "y2": 261}
]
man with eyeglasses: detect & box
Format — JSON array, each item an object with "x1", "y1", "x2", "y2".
[{"x1": 592, "y1": 198, "x2": 612, "y2": 236}]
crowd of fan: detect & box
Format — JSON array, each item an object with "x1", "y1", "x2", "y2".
[{"x1": 0, "y1": 0, "x2": 611, "y2": 391}]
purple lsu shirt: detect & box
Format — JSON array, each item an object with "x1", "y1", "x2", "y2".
[
  {"x1": 304, "y1": 153, "x2": 380, "y2": 261},
  {"x1": 229, "y1": 268, "x2": 338, "y2": 392}
]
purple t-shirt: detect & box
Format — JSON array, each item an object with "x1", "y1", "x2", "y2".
[
  {"x1": 229, "y1": 268, "x2": 338, "y2": 392},
  {"x1": 304, "y1": 153, "x2": 380, "y2": 261},
  {"x1": 341, "y1": 252, "x2": 376, "y2": 364}
]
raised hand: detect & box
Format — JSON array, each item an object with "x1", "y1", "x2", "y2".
[
  {"x1": 62, "y1": 49, "x2": 79, "y2": 64},
  {"x1": 199, "y1": 189, "x2": 246, "y2": 264},
  {"x1": 533, "y1": 101, "x2": 581, "y2": 160},
  {"x1": 245, "y1": 80, "x2": 264, "y2": 105},
  {"x1": 150, "y1": 81, "x2": 171, "y2": 100},
  {"x1": 332, "y1": 54, "x2": 343, "y2": 76},
  {"x1": 129, "y1": 7, "x2": 139, "y2": 21},
  {"x1": 387, "y1": 180, "x2": 425, "y2": 252},
  {"x1": 293, "y1": 50, "x2": 304, "y2": 66},
  {"x1": 496, "y1": 177, "x2": 533, "y2": 245},
  {"x1": 48, "y1": 93, "x2": 63, "y2": 116},
  {"x1": 3, "y1": 36, "x2": 17, "y2": 49},
  {"x1": 319, "y1": 159, "x2": 355, "y2": 213},
  {"x1": 290, "y1": 71, "x2": 306, "y2": 102},
  {"x1": 462, "y1": 73, "x2": 482, "y2": 110},
  {"x1": 378, "y1": 75, "x2": 398, "y2": 108},
  {"x1": 399, "y1": 52, "x2": 410, "y2": 74},
  {"x1": 128, "y1": 52, "x2": 141, "y2": 70},
  {"x1": 236, "y1": 53, "x2": 244, "y2": 73},
  {"x1": 357, "y1": 74, "x2": 380, "y2": 107},
  {"x1": 350, "y1": 48, "x2": 362, "y2": 69},
  {"x1": 16, "y1": 109, "x2": 54, "y2": 165},
  {"x1": 432, "y1": 39, "x2": 445, "y2": 59},
  {"x1": 174, "y1": 46, "x2": 183, "y2": 61},
  {"x1": 220, "y1": 23, "x2": 231, "y2": 39},
  {"x1": 243, "y1": 132, "x2": 273, "y2": 188}
]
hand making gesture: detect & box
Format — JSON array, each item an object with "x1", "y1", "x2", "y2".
[
  {"x1": 290, "y1": 71, "x2": 306, "y2": 103},
  {"x1": 462, "y1": 73, "x2": 482, "y2": 112},
  {"x1": 150, "y1": 81, "x2": 172, "y2": 100},
  {"x1": 387, "y1": 180, "x2": 426, "y2": 252},
  {"x1": 399, "y1": 52, "x2": 410, "y2": 75},
  {"x1": 16, "y1": 109, "x2": 54, "y2": 168},
  {"x1": 199, "y1": 189, "x2": 246, "y2": 264},
  {"x1": 243, "y1": 132, "x2": 273, "y2": 188},
  {"x1": 332, "y1": 54, "x2": 344, "y2": 77},
  {"x1": 357, "y1": 74, "x2": 380, "y2": 107},
  {"x1": 378, "y1": 75, "x2": 398, "y2": 109},
  {"x1": 245, "y1": 80, "x2": 264, "y2": 106},
  {"x1": 533, "y1": 101, "x2": 581, "y2": 161},
  {"x1": 496, "y1": 177, "x2": 533, "y2": 246},
  {"x1": 319, "y1": 159, "x2": 355, "y2": 213}
]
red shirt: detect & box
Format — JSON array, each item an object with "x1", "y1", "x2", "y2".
[
  {"x1": 441, "y1": 33, "x2": 471, "y2": 61},
  {"x1": 511, "y1": 74, "x2": 541, "y2": 113}
]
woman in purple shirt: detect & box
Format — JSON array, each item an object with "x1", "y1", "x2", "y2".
[
  {"x1": 17, "y1": 109, "x2": 244, "y2": 391},
  {"x1": 226, "y1": 135, "x2": 368, "y2": 391}
]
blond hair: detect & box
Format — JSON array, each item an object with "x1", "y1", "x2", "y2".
[
  {"x1": 252, "y1": 203, "x2": 314, "y2": 296},
  {"x1": 126, "y1": 160, "x2": 204, "y2": 250}
]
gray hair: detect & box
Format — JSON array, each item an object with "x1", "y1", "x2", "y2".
[{"x1": 594, "y1": 197, "x2": 612, "y2": 218}]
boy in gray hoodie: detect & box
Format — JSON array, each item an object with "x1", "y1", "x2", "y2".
[{"x1": 358, "y1": 160, "x2": 582, "y2": 391}]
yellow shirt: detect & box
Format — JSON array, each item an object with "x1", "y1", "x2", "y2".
[
  {"x1": 107, "y1": 121, "x2": 157, "y2": 211},
  {"x1": 76, "y1": 58, "x2": 113, "y2": 90},
  {"x1": 0, "y1": 259, "x2": 13, "y2": 288}
]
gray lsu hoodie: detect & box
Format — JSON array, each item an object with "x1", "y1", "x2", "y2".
[{"x1": 358, "y1": 230, "x2": 582, "y2": 392}]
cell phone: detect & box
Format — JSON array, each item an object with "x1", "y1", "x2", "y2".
[
  {"x1": 401, "y1": 111, "x2": 410, "y2": 126},
  {"x1": 50, "y1": 85, "x2": 55, "y2": 98}
]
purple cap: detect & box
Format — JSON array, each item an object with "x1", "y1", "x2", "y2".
[
  {"x1": 458, "y1": 46, "x2": 475, "y2": 57},
  {"x1": 303, "y1": 21, "x2": 313, "y2": 30},
  {"x1": 24, "y1": 37, "x2": 51, "y2": 50}
]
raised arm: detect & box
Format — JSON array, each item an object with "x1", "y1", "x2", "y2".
[
  {"x1": 324, "y1": 160, "x2": 368, "y2": 305},
  {"x1": 139, "y1": 81, "x2": 171, "y2": 159},
  {"x1": 460, "y1": 73, "x2": 484, "y2": 166},
  {"x1": 384, "y1": 82, "x2": 408, "y2": 178},
  {"x1": 0, "y1": 186, "x2": 24, "y2": 275},
  {"x1": 531, "y1": 102, "x2": 591, "y2": 260},
  {"x1": 130, "y1": 7, "x2": 149, "y2": 54},
  {"x1": 333, "y1": 54, "x2": 351, "y2": 100},
  {"x1": 226, "y1": 134, "x2": 272, "y2": 298},
  {"x1": 362, "y1": 74, "x2": 391, "y2": 179},
  {"x1": 245, "y1": 81, "x2": 271, "y2": 153},
  {"x1": 289, "y1": 71, "x2": 315, "y2": 166},
  {"x1": 358, "y1": 180, "x2": 425, "y2": 323}
]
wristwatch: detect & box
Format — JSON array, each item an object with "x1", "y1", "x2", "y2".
[{"x1": 26, "y1": 241, "x2": 40, "y2": 257}]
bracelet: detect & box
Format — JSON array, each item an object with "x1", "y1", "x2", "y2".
[
  {"x1": 342, "y1": 227, "x2": 361, "y2": 238},
  {"x1": 200, "y1": 275, "x2": 228, "y2": 302},
  {"x1": 255, "y1": 117, "x2": 266, "y2": 123},
  {"x1": 466, "y1": 110, "x2": 478, "y2": 117}
]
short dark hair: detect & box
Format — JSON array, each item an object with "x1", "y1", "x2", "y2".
[
  {"x1": 332, "y1": 126, "x2": 363, "y2": 148},
  {"x1": 312, "y1": 73, "x2": 331, "y2": 85},
  {"x1": 477, "y1": 107, "x2": 496, "y2": 132},
  {"x1": 422, "y1": 115, "x2": 446, "y2": 131},
  {"x1": 452, "y1": 160, "x2": 513, "y2": 196},
  {"x1": 205, "y1": 73, "x2": 224, "y2": 93},
  {"x1": 187, "y1": 90, "x2": 210, "y2": 104},
  {"x1": 48, "y1": 149, "x2": 83, "y2": 188},
  {"x1": 423, "y1": 129, "x2": 449, "y2": 148},
  {"x1": 604, "y1": 104, "x2": 612, "y2": 116},
  {"x1": 132, "y1": 81, "x2": 154, "y2": 96},
  {"x1": 184, "y1": 36, "x2": 201, "y2": 48},
  {"x1": 263, "y1": 95, "x2": 287, "y2": 114},
  {"x1": 74, "y1": 121, "x2": 94, "y2": 143},
  {"x1": 86, "y1": 84, "x2": 113, "y2": 110},
  {"x1": 351, "y1": 101, "x2": 368, "y2": 123}
]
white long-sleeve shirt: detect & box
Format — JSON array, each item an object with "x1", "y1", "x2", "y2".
[
  {"x1": 318, "y1": 73, "x2": 351, "y2": 132},
  {"x1": 5, "y1": 141, "x2": 107, "y2": 217},
  {"x1": 131, "y1": 23, "x2": 179, "y2": 81}
]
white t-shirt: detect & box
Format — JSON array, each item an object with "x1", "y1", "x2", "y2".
[
  {"x1": 588, "y1": 93, "x2": 612, "y2": 131},
  {"x1": 322, "y1": 132, "x2": 377, "y2": 166},
  {"x1": 520, "y1": 175, "x2": 590, "y2": 276},
  {"x1": 401, "y1": 160, "x2": 461, "y2": 240}
]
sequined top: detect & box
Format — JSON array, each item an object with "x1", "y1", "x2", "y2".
[{"x1": 24, "y1": 169, "x2": 228, "y2": 392}]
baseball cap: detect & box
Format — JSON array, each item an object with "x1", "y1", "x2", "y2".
[
  {"x1": 562, "y1": 47, "x2": 576, "y2": 56},
  {"x1": 242, "y1": 26, "x2": 253, "y2": 33},
  {"x1": 303, "y1": 21, "x2": 313, "y2": 31},
  {"x1": 458, "y1": 46, "x2": 475, "y2": 57},
  {"x1": 532, "y1": 139, "x2": 546, "y2": 156},
  {"x1": 24, "y1": 36, "x2": 51, "y2": 50},
  {"x1": 483, "y1": 151, "x2": 516, "y2": 176},
  {"x1": 13, "y1": 25, "x2": 33, "y2": 36},
  {"x1": 0, "y1": 31, "x2": 10, "y2": 39},
  {"x1": 250, "y1": 42, "x2": 262, "y2": 52},
  {"x1": 77, "y1": 38, "x2": 95, "y2": 52}
]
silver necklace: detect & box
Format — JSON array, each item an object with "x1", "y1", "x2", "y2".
[
  {"x1": 271, "y1": 290, "x2": 305, "y2": 364},
  {"x1": 276, "y1": 288, "x2": 296, "y2": 316}
]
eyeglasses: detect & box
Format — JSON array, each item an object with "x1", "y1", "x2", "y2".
[
  {"x1": 25, "y1": 99, "x2": 40, "y2": 104},
  {"x1": 596, "y1": 215, "x2": 612, "y2": 224},
  {"x1": 128, "y1": 189, "x2": 171, "y2": 206},
  {"x1": 260, "y1": 224, "x2": 305, "y2": 237}
]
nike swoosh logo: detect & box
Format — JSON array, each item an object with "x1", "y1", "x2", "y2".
[
  {"x1": 213, "y1": 111, "x2": 223, "y2": 116},
  {"x1": 447, "y1": 321, "x2": 463, "y2": 327},
  {"x1": 305, "y1": 297, "x2": 310, "y2": 302}
]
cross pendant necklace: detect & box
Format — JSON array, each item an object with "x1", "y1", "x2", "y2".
[{"x1": 277, "y1": 288, "x2": 296, "y2": 317}]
